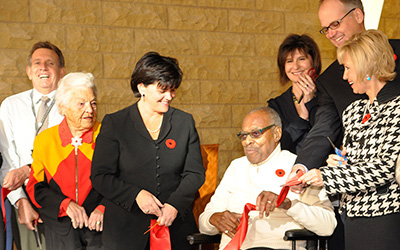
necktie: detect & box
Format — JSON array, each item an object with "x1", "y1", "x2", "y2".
[
  {"x1": 36, "y1": 96, "x2": 50, "y2": 134},
  {"x1": 223, "y1": 203, "x2": 256, "y2": 250}
]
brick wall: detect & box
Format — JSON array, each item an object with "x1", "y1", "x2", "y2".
[{"x1": 0, "y1": 0, "x2": 399, "y2": 181}]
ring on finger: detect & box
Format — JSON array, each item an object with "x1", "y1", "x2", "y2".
[
  {"x1": 96, "y1": 221, "x2": 101, "y2": 225},
  {"x1": 266, "y1": 200, "x2": 271, "y2": 204},
  {"x1": 71, "y1": 219, "x2": 75, "y2": 223},
  {"x1": 305, "y1": 84, "x2": 308, "y2": 88},
  {"x1": 224, "y1": 230, "x2": 229, "y2": 234}
]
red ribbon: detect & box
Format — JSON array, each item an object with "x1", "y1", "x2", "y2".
[
  {"x1": 223, "y1": 203, "x2": 256, "y2": 250},
  {"x1": 276, "y1": 170, "x2": 304, "y2": 207},
  {"x1": 1, "y1": 187, "x2": 11, "y2": 231},
  {"x1": 149, "y1": 219, "x2": 171, "y2": 250}
]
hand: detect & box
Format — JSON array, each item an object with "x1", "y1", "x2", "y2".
[
  {"x1": 326, "y1": 149, "x2": 347, "y2": 166},
  {"x1": 157, "y1": 203, "x2": 177, "y2": 227},
  {"x1": 16, "y1": 198, "x2": 40, "y2": 231},
  {"x1": 298, "y1": 169, "x2": 324, "y2": 187},
  {"x1": 136, "y1": 189, "x2": 163, "y2": 217},
  {"x1": 297, "y1": 73, "x2": 316, "y2": 104},
  {"x1": 3, "y1": 165, "x2": 30, "y2": 190},
  {"x1": 66, "y1": 201, "x2": 89, "y2": 229},
  {"x1": 88, "y1": 209, "x2": 104, "y2": 231},
  {"x1": 289, "y1": 165, "x2": 307, "y2": 194},
  {"x1": 209, "y1": 211, "x2": 241, "y2": 238},
  {"x1": 256, "y1": 191, "x2": 291, "y2": 218}
]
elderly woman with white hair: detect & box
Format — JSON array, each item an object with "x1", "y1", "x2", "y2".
[{"x1": 26, "y1": 72, "x2": 105, "y2": 250}]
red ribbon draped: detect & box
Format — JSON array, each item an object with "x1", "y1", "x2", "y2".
[
  {"x1": 1, "y1": 187, "x2": 11, "y2": 231},
  {"x1": 149, "y1": 219, "x2": 171, "y2": 250},
  {"x1": 223, "y1": 203, "x2": 256, "y2": 250},
  {"x1": 276, "y1": 170, "x2": 304, "y2": 207}
]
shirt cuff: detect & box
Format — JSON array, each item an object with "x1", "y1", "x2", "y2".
[
  {"x1": 7, "y1": 187, "x2": 27, "y2": 207},
  {"x1": 95, "y1": 205, "x2": 105, "y2": 214},
  {"x1": 59, "y1": 198, "x2": 72, "y2": 217}
]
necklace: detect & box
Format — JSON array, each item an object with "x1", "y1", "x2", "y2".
[
  {"x1": 291, "y1": 89, "x2": 304, "y2": 104},
  {"x1": 146, "y1": 117, "x2": 163, "y2": 133}
]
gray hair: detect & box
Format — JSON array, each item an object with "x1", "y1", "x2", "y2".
[
  {"x1": 319, "y1": 0, "x2": 364, "y2": 14},
  {"x1": 248, "y1": 106, "x2": 282, "y2": 128},
  {"x1": 56, "y1": 72, "x2": 97, "y2": 115}
]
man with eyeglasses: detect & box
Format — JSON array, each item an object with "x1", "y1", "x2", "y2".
[
  {"x1": 291, "y1": 0, "x2": 400, "y2": 249},
  {"x1": 198, "y1": 107, "x2": 336, "y2": 250}
]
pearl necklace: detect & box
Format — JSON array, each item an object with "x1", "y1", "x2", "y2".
[{"x1": 147, "y1": 118, "x2": 163, "y2": 133}]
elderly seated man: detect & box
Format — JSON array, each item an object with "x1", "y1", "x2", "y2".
[{"x1": 199, "y1": 107, "x2": 336, "y2": 250}]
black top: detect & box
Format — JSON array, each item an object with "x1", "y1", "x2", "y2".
[{"x1": 268, "y1": 87, "x2": 317, "y2": 154}]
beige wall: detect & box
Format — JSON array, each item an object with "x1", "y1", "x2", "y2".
[{"x1": 0, "y1": 0, "x2": 399, "y2": 181}]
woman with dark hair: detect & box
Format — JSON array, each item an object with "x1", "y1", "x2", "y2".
[
  {"x1": 268, "y1": 34, "x2": 321, "y2": 154},
  {"x1": 91, "y1": 52, "x2": 205, "y2": 250}
]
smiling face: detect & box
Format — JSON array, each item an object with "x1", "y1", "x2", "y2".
[
  {"x1": 139, "y1": 82, "x2": 176, "y2": 114},
  {"x1": 342, "y1": 53, "x2": 368, "y2": 94},
  {"x1": 26, "y1": 48, "x2": 65, "y2": 94},
  {"x1": 318, "y1": 0, "x2": 365, "y2": 48},
  {"x1": 241, "y1": 111, "x2": 281, "y2": 164},
  {"x1": 284, "y1": 49, "x2": 313, "y2": 83},
  {"x1": 64, "y1": 87, "x2": 97, "y2": 136}
]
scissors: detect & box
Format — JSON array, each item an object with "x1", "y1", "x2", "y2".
[{"x1": 327, "y1": 137, "x2": 347, "y2": 165}]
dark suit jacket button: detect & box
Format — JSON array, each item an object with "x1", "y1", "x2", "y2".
[
  {"x1": 156, "y1": 174, "x2": 160, "y2": 178},
  {"x1": 156, "y1": 156, "x2": 160, "y2": 160},
  {"x1": 156, "y1": 165, "x2": 160, "y2": 169},
  {"x1": 155, "y1": 145, "x2": 160, "y2": 149},
  {"x1": 157, "y1": 183, "x2": 161, "y2": 186}
]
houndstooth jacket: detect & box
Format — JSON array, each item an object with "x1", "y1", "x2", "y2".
[{"x1": 320, "y1": 80, "x2": 400, "y2": 217}]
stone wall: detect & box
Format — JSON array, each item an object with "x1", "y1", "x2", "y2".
[{"x1": 0, "y1": 0, "x2": 399, "y2": 181}]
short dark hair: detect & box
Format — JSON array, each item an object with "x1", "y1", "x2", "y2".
[
  {"x1": 130, "y1": 52, "x2": 183, "y2": 98},
  {"x1": 319, "y1": 0, "x2": 364, "y2": 14},
  {"x1": 277, "y1": 34, "x2": 321, "y2": 85},
  {"x1": 28, "y1": 41, "x2": 65, "y2": 68}
]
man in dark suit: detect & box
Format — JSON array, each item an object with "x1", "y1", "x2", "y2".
[{"x1": 290, "y1": 0, "x2": 400, "y2": 249}]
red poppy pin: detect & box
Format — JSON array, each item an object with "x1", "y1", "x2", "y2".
[
  {"x1": 166, "y1": 139, "x2": 176, "y2": 149},
  {"x1": 275, "y1": 169, "x2": 285, "y2": 177}
]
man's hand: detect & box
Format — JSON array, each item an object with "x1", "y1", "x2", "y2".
[
  {"x1": 66, "y1": 201, "x2": 89, "y2": 229},
  {"x1": 256, "y1": 191, "x2": 291, "y2": 218},
  {"x1": 16, "y1": 198, "x2": 40, "y2": 231},
  {"x1": 209, "y1": 211, "x2": 241, "y2": 238},
  {"x1": 289, "y1": 164, "x2": 307, "y2": 194},
  {"x1": 88, "y1": 209, "x2": 103, "y2": 231},
  {"x1": 3, "y1": 165, "x2": 30, "y2": 190}
]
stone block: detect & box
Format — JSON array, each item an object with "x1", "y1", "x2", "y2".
[
  {"x1": 65, "y1": 52, "x2": 103, "y2": 78},
  {"x1": 255, "y1": 34, "x2": 286, "y2": 58},
  {"x1": 173, "y1": 80, "x2": 201, "y2": 104},
  {"x1": 200, "y1": 80, "x2": 259, "y2": 104},
  {"x1": 198, "y1": 0, "x2": 254, "y2": 9},
  {"x1": 229, "y1": 57, "x2": 277, "y2": 80},
  {"x1": 96, "y1": 79, "x2": 133, "y2": 104},
  {"x1": 168, "y1": 6, "x2": 228, "y2": 32},
  {"x1": 0, "y1": 0, "x2": 29, "y2": 22},
  {"x1": 199, "y1": 128, "x2": 242, "y2": 151},
  {"x1": 258, "y1": 80, "x2": 290, "y2": 104},
  {"x1": 103, "y1": 2, "x2": 168, "y2": 29},
  {"x1": 174, "y1": 104, "x2": 231, "y2": 128},
  {"x1": 179, "y1": 56, "x2": 229, "y2": 80},
  {"x1": 0, "y1": 50, "x2": 28, "y2": 77},
  {"x1": 256, "y1": 0, "x2": 309, "y2": 11},
  {"x1": 285, "y1": 13, "x2": 320, "y2": 36},
  {"x1": 0, "y1": 23, "x2": 65, "y2": 50},
  {"x1": 135, "y1": 30, "x2": 197, "y2": 56},
  {"x1": 198, "y1": 32, "x2": 255, "y2": 56},
  {"x1": 382, "y1": 0, "x2": 400, "y2": 18},
  {"x1": 66, "y1": 26, "x2": 101, "y2": 52},
  {"x1": 229, "y1": 10, "x2": 284, "y2": 34},
  {"x1": 103, "y1": 53, "x2": 136, "y2": 79},
  {"x1": 384, "y1": 19, "x2": 400, "y2": 39},
  {"x1": 31, "y1": 0, "x2": 101, "y2": 25},
  {"x1": 231, "y1": 104, "x2": 264, "y2": 128}
]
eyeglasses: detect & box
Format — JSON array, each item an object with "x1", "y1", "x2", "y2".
[
  {"x1": 236, "y1": 124, "x2": 275, "y2": 141},
  {"x1": 319, "y1": 8, "x2": 356, "y2": 35}
]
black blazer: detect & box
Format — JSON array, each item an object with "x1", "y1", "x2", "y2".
[
  {"x1": 295, "y1": 39, "x2": 400, "y2": 169},
  {"x1": 91, "y1": 103, "x2": 205, "y2": 250}
]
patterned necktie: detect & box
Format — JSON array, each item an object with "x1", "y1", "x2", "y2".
[{"x1": 36, "y1": 96, "x2": 50, "y2": 134}]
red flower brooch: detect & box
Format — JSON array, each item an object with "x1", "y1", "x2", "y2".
[
  {"x1": 275, "y1": 169, "x2": 285, "y2": 177},
  {"x1": 166, "y1": 139, "x2": 176, "y2": 149}
]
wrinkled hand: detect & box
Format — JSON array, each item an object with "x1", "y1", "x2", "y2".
[
  {"x1": 326, "y1": 149, "x2": 347, "y2": 166},
  {"x1": 66, "y1": 201, "x2": 89, "y2": 229},
  {"x1": 297, "y1": 73, "x2": 316, "y2": 104},
  {"x1": 298, "y1": 169, "x2": 324, "y2": 187},
  {"x1": 88, "y1": 209, "x2": 104, "y2": 231},
  {"x1": 157, "y1": 203, "x2": 177, "y2": 227},
  {"x1": 136, "y1": 189, "x2": 163, "y2": 217},
  {"x1": 3, "y1": 165, "x2": 30, "y2": 190},
  {"x1": 16, "y1": 198, "x2": 41, "y2": 231},
  {"x1": 209, "y1": 211, "x2": 241, "y2": 238},
  {"x1": 256, "y1": 191, "x2": 291, "y2": 218},
  {"x1": 289, "y1": 165, "x2": 307, "y2": 194}
]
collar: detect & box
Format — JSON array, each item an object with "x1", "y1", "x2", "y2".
[
  {"x1": 250, "y1": 143, "x2": 281, "y2": 167},
  {"x1": 32, "y1": 89, "x2": 57, "y2": 104},
  {"x1": 376, "y1": 80, "x2": 400, "y2": 105},
  {"x1": 59, "y1": 117, "x2": 94, "y2": 147}
]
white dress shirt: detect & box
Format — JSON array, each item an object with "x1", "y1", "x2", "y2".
[
  {"x1": 0, "y1": 88, "x2": 63, "y2": 205},
  {"x1": 199, "y1": 144, "x2": 336, "y2": 250}
]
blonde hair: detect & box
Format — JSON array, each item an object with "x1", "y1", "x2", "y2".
[{"x1": 337, "y1": 29, "x2": 396, "y2": 83}]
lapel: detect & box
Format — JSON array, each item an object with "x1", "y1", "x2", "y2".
[{"x1": 129, "y1": 102, "x2": 174, "y2": 144}]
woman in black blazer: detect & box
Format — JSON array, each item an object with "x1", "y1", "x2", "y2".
[{"x1": 91, "y1": 52, "x2": 205, "y2": 250}]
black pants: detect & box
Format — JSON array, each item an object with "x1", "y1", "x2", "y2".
[
  {"x1": 343, "y1": 212, "x2": 400, "y2": 250},
  {"x1": 44, "y1": 224, "x2": 104, "y2": 250}
]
